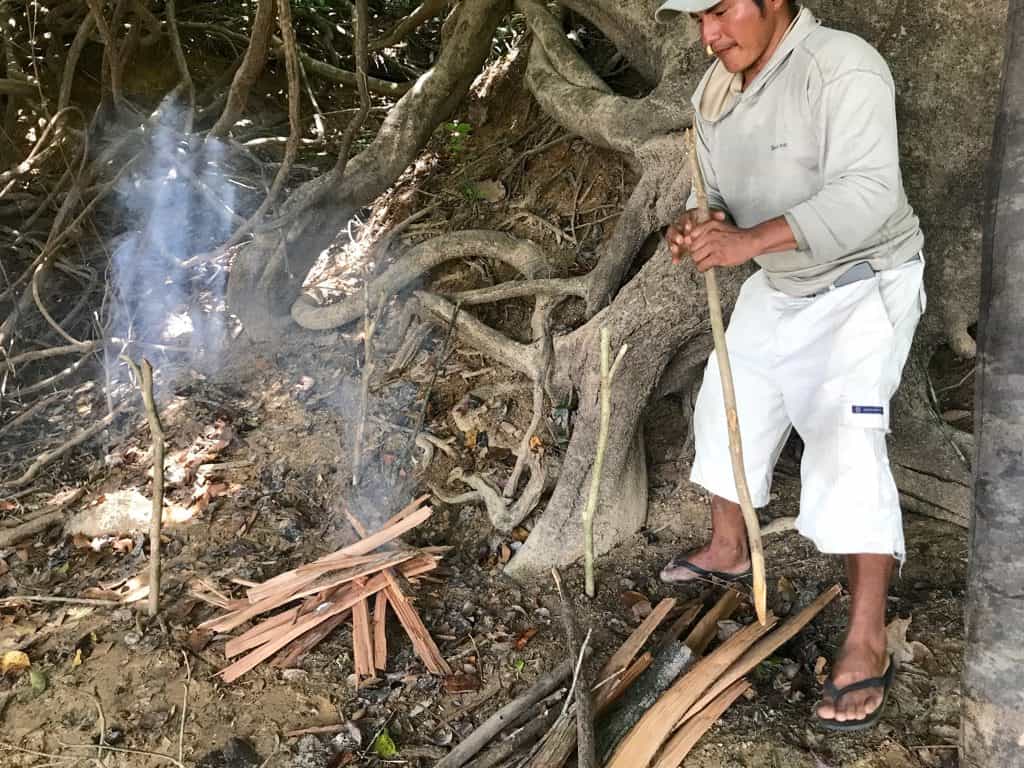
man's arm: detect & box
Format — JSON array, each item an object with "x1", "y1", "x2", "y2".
[{"x1": 784, "y1": 67, "x2": 903, "y2": 260}]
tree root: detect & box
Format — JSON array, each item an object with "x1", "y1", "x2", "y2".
[{"x1": 291, "y1": 230, "x2": 554, "y2": 330}]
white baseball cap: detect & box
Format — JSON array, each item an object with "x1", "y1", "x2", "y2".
[{"x1": 654, "y1": 0, "x2": 721, "y2": 22}]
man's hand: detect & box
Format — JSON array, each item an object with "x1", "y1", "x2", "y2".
[{"x1": 684, "y1": 215, "x2": 762, "y2": 272}]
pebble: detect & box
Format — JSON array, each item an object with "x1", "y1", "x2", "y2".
[
  {"x1": 282, "y1": 669, "x2": 308, "y2": 682},
  {"x1": 462, "y1": 664, "x2": 477, "y2": 674},
  {"x1": 123, "y1": 631, "x2": 142, "y2": 647}
]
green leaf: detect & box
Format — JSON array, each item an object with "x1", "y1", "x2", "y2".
[
  {"x1": 373, "y1": 729, "x2": 398, "y2": 759},
  {"x1": 29, "y1": 667, "x2": 47, "y2": 694},
  {"x1": 513, "y1": 658, "x2": 525, "y2": 673}
]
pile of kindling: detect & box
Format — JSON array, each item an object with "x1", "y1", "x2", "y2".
[{"x1": 196, "y1": 495, "x2": 451, "y2": 683}]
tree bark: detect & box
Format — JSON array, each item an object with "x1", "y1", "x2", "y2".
[{"x1": 961, "y1": 1, "x2": 1024, "y2": 763}]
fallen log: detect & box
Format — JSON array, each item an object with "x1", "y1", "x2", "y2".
[
  {"x1": 436, "y1": 656, "x2": 578, "y2": 768},
  {"x1": 597, "y1": 640, "x2": 696, "y2": 761}
]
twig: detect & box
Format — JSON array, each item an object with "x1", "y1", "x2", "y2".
[
  {"x1": 165, "y1": 0, "x2": 195, "y2": 132},
  {"x1": 333, "y1": 0, "x2": 371, "y2": 178},
  {"x1": 398, "y1": 302, "x2": 460, "y2": 478},
  {"x1": 552, "y1": 568, "x2": 596, "y2": 768},
  {"x1": 582, "y1": 326, "x2": 627, "y2": 598},
  {"x1": 179, "y1": 651, "x2": 191, "y2": 765},
  {"x1": 91, "y1": 690, "x2": 107, "y2": 764},
  {"x1": 686, "y1": 128, "x2": 768, "y2": 626},
  {"x1": 208, "y1": 0, "x2": 276, "y2": 138},
  {"x1": 435, "y1": 657, "x2": 577, "y2": 768},
  {"x1": 353, "y1": 288, "x2": 385, "y2": 486},
  {"x1": 369, "y1": 0, "x2": 449, "y2": 51},
  {"x1": 4, "y1": 402, "x2": 127, "y2": 488},
  {"x1": 0, "y1": 596, "x2": 120, "y2": 606},
  {"x1": 504, "y1": 322, "x2": 551, "y2": 498},
  {"x1": 121, "y1": 357, "x2": 165, "y2": 617}
]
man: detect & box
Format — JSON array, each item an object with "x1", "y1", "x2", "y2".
[{"x1": 655, "y1": 0, "x2": 926, "y2": 731}]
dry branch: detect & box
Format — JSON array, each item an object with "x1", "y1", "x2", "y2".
[
  {"x1": 687, "y1": 130, "x2": 767, "y2": 625},
  {"x1": 4, "y1": 403, "x2": 128, "y2": 489},
  {"x1": 370, "y1": 0, "x2": 450, "y2": 51},
  {"x1": 582, "y1": 326, "x2": 627, "y2": 597},
  {"x1": 121, "y1": 357, "x2": 165, "y2": 617},
  {"x1": 436, "y1": 657, "x2": 577, "y2": 768},
  {"x1": 552, "y1": 569, "x2": 596, "y2": 768},
  {"x1": 209, "y1": 0, "x2": 276, "y2": 137}
]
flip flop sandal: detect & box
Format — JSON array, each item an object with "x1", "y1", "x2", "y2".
[
  {"x1": 815, "y1": 656, "x2": 896, "y2": 732},
  {"x1": 659, "y1": 555, "x2": 753, "y2": 584}
]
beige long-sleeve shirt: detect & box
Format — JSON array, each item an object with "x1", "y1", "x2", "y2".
[{"x1": 687, "y1": 7, "x2": 924, "y2": 297}]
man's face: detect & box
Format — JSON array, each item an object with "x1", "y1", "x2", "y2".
[{"x1": 692, "y1": 0, "x2": 784, "y2": 77}]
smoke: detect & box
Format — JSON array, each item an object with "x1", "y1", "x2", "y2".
[{"x1": 107, "y1": 101, "x2": 241, "y2": 383}]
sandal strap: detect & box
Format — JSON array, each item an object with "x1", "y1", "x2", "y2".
[
  {"x1": 823, "y1": 658, "x2": 895, "y2": 702},
  {"x1": 664, "y1": 556, "x2": 751, "y2": 582}
]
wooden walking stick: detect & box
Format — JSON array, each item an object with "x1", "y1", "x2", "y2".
[{"x1": 685, "y1": 129, "x2": 768, "y2": 626}]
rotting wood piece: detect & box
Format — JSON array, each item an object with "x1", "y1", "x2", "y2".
[{"x1": 604, "y1": 615, "x2": 777, "y2": 768}]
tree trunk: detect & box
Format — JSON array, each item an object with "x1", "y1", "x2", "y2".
[{"x1": 961, "y1": 1, "x2": 1024, "y2": 763}]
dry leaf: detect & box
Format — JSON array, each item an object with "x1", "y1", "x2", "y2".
[
  {"x1": 529, "y1": 435, "x2": 544, "y2": 453},
  {"x1": 814, "y1": 656, "x2": 829, "y2": 684},
  {"x1": 444, "y1": 673, "x2": 481, "y2": 694},
  {"x1": 0, "y1": 559, "x2": 9, "y2": 577},
  {"x1": 886, "y1": 616, "x2": 915, "y2": 665},
  {"x1": 0, "y1": 500, "x2": 16, "y2": 511},
  {"x1": 71, "y1": 648, "x2": 83, "y2": 668},
  {"x1": 514, "y1": 628, "x2": 538, "y2": 649},
  {"x1": 499, "y1": 543, "x2": 512, "y2": 564},
  {"x1": 1, "y1": 650, "x2": 30, "y2": 674}
]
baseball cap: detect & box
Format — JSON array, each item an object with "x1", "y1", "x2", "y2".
[{"x1": 655, "y1": 0, "x2": 721, "y2": 22}]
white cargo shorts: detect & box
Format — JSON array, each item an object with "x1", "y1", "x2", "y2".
[{"x1": 689, "y1": 256, "x2": 926, "y2": 561}]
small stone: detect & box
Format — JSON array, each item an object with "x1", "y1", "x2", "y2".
[
  {"x1": 619, "y1": 578, "x2": 636, "y2": 591},
  {"x1": 123, "y1": 631, "x2": 142, "y2": 647},
  {"x1": 282, "y1": 669, "x2": 308, "y2": 682},
  {"x1": 462, "y1": 664, "x2": 477, "y2": 674}
]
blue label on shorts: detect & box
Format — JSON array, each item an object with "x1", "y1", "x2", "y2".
[{"x1": 852, "y1": 405, "x2": 884, "y2": 415}]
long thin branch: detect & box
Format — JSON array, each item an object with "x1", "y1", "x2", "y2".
[
  {"x1": 552, "y1": 569, "x2": 596, "y2": 768},
  {"x1": 335, "y1": 0, "x2": 371, "y2": 176},
  {"x1": 208, "y1": 0, "x2": 276, "y2": 138},
  {"x1": 165, "y1": 0, "x2": 195, "y2": 132},
  {"x1": 121, "y1": 357, "x2": 165, "y2": 617},
  {"x1": 85, "y1": 0, "x2": 123, "y2": 106},
  {"x1": 582, "y1": 326, "x2": 627, "y2": 598},
  {"x1": 369, "y1": 0, "x2": 449, "y2": 51},
  {"x1": 4, "y1": 402, "x2": 128, "y2": 489},
  {"x1": 687, "y1": 129, "x2": 768, "y2": 625}
]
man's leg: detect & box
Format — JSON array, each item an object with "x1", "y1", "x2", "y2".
[
  {"x1": 816, "y1": 554, "x2": 893, "y2": 722},
  {"x1": 660, "y1": 494, "x2": 750, "y2": 581}
]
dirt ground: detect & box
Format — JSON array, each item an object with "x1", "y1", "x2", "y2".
[
  {"x1": 0, "y1": 37, "x2": 976, "y2": 768},
  {"x1": 0, "y1": 316, "x2": 970, "y2": 768}
]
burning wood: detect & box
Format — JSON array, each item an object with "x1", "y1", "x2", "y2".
[{"x1": 196, "y1": 496, "x2": 450, "y2": 683}]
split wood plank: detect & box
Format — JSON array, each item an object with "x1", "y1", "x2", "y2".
[
  {"x1": 654, "y1": 601, "x2": 704, "y2": 656},
  {"x1": 383, "y1": 569, "x2": 451, "y2": 675},
  {"x1": 604, "y1": 614, "x2": 777, "y2": 768},
  {"x1": 272, "y1": 610, "x2": 351, "y2": 668},
  {"x1": 683, "y1": 588, "x2": 741, "y2": 656},
  {"x1": 218, "y1": 556, "x2": 439, "y2": 683},
  {"x1": 382, "y1": 493, "x2": 431, "y2": 529},
  {"x1": 225, "y1": 606, "x2": 301, "y2": 657},
  {"x1": 373, "y1": 591, "x2": 388, "y2": 671},
  {"x1": 245, "y1": 506, "x2": 431, "y2": 600},
  {"x1": 203, "y1": 550, "x2": 434, "y2": 633},
  {"x1": 598, "y1": 597, "x2": 676, "y2": 682},
  {"x1": 244, "y1": 550, "x2": 400, "y2": 604},
  {"x1": 678, "y1": 584, "x2": 842, "y2": 726},
  {"x1": 352, "y1": 595, "x2": 375, "y2": 678},
  {"x1": 651, "y1": 679, "x2": 751, "y2": 768},
  {"x1": 596, "y1": 651, "x2": 653, "y2": 712}
]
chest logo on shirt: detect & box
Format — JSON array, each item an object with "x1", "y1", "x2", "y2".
[{"x1": 770, "y1": 142, "x2": 789, "y2": 152}]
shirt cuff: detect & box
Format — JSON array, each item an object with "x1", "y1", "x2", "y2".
[{"x1": 784, "y1": 208, "x2": 814, "y2": 254}]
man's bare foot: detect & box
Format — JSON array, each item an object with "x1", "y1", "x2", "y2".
[
  {"x1": 659, "y1": 542, "x2": 751, "y2": 583},
  {"x1": 816, "y1": 635, "x2": 891, "y2": 726}
]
